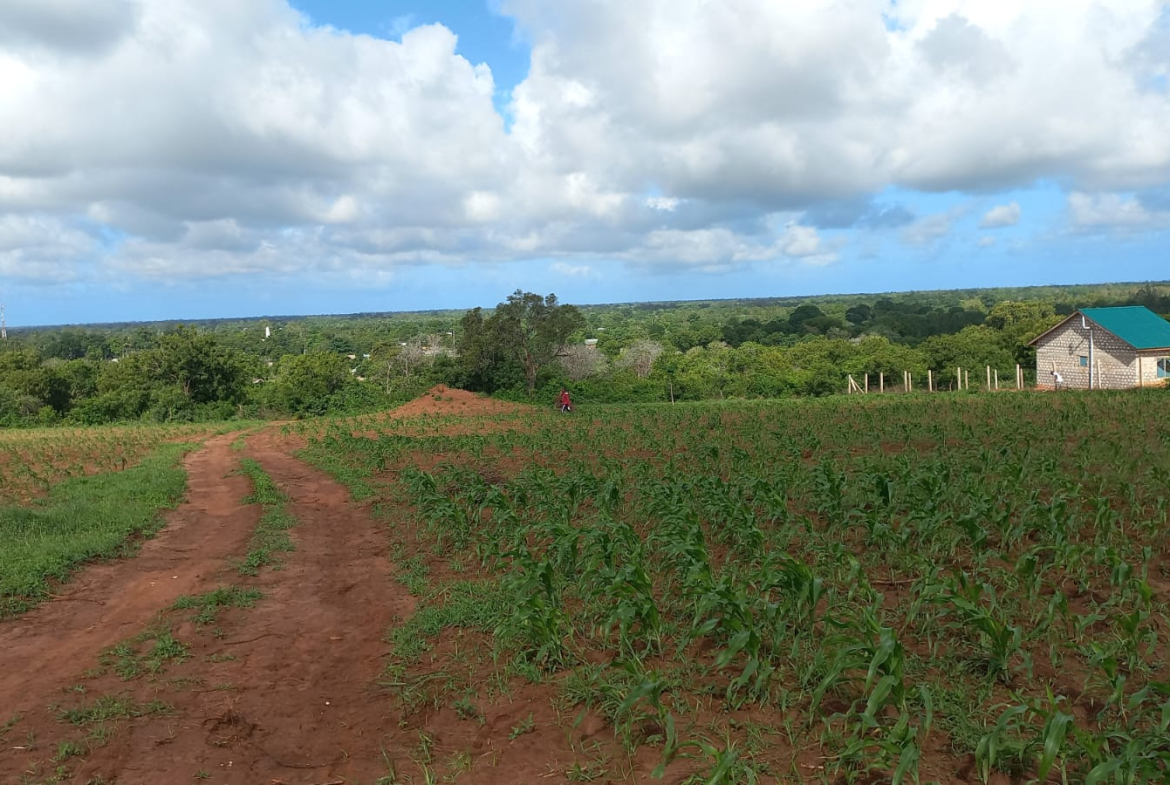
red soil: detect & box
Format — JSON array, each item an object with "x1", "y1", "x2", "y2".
[
  {"x1": 384, "y1": 385, "x2": 532, "y2": 419},
  {"x1": 0, "y1": 407, "x2": 592, "y2": 784}
]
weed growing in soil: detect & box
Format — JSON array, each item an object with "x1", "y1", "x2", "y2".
[
  {"x1": 236, "y1": 458, "x2": 297, "y2": 574},
  {"x1": 101, "y1": 626, "x2": 190, "y2": 679},
  {"x1": 172, "y1": 585, "x2": 262, "y2": 625},
  {"x1": 0, "y1": 713, "x2": 21, "y2": 740},
  {"x1": 59, "y1": 694, "x2": 173, "y2": 726}
]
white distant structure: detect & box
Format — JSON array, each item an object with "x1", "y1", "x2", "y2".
[
  {"x1": 0, "y1": 304, "x2": 6, "y2": 341},
  {"x1": 264, "y1": 325, "x2": 271, "y2": 339}
]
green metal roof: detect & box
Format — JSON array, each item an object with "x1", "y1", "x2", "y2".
[{"x1": 1080, "y1": 306, "x2": 1170, "y2": 350}]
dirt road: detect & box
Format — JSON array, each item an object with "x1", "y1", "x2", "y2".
[{"x1": 0, "y1": 429, "x2": 413, "y2": 784}]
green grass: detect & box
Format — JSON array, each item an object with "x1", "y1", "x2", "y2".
[
  {"x1": 101, "y1": 626, "x2": 191, "y2": 679},
  {"x1": 385, "y1": 580, "x2": 509, "y2": 663},
  {"x1": 0, "y1": 443, "x2": 192, "y2": 619},
  {"x1": 173, "y1": 585, "x2": 263, "y2": 625},
  {"x1": 58, "y1": 694, "x2": 173, "y2": 726},
  {"x1": 236, "y1": 459, "x2": 297, "y2": 575}
]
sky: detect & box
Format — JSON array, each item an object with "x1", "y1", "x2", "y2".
[{"x1": 1, "y1": 1, "x2": 1170, "y2": 326}]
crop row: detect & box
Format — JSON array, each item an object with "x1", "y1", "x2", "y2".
[{"x1": 299, "y1": 391, "x2": 1170, "y2": 782}]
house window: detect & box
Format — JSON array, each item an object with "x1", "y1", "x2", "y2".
[
  {"x1": 1079, "y1": 356, "x2": 1088, "y2": 367},
  {"x1": 1158, "y1": 358, "x2": 1170, "y2": 379}
]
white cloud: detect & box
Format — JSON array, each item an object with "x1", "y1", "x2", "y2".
[
  {"x1": 551, "y1": 262, "x2": 597, "y2": 278},
  {"x1": 902, "y1": 210, "x2": 960, "y2": 245},
  {"x1": 778, "y1": 224, "x2": 827, "y2": 258},
  {"x1": 646, "y1": 196, "x2": 681, "y2": 212},
  {"x1": 0, "y1": 214, "x2": 98, "y2": 283},
  {"x1": 1, "y1": 0, "x2": 1170, "y2": 286},
  {"x1": 978, "y1": 236, "x2": 997, "y2": 247},
  {"x1": 979, "y1": 202, "x2": 1021, "y2": 228},
  {"x1": 1067, "y1": 191, "x2": 1170, "y2": 229}
]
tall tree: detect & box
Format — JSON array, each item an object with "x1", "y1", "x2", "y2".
[{"x1": 486, "y1": 291, "x2": 585, "y2": 394}]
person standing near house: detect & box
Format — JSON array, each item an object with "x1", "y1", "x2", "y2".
[
  {"x1": 558, "y1": 388, "x2": 573, "y2": 413},
  {"x1": 1051, "y1": 370, "x2": 1063, "y2": 390}
]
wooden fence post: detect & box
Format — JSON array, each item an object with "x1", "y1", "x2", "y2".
[
  {"x1": 986, "y1": 365, "x2": 991, "y2": 391},
  {"x1": 928, "y1": 369, "x2": 933, "y2": 392},
  {"x1": 880, "y1": 372, "x2": 884, "y2": 393},
  {"x1": 1016, "y1": 364, "x2": 1021, "y2": 390},
  {"x1": 964, "y1": 369, "x2": 969, "y2": 390},
  {"x1": 865, "y1": 373, "x2": 869, "y2": 393},
  {"x1": 994, "y1": 369, "x2": 998, "y2": 390}
]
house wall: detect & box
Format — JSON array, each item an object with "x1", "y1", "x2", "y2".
[
  {"x1": 1137, "y1": 350, "x2": 1170, "y2": 388},
  {"x1": 1034, "y1": 318, "x2": 1144, "y2": 389}
]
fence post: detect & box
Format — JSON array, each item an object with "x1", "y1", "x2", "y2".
[
  {"x1": 956, "y1": 366, "x2": 961, "y2": 391},
  {"x1": 964, "y1": 369, "x2": 969, "y2": 390},
  {"x1": 880, "y1": 372, "x2": 884, "y2": 393},
  {"x1": 994, "y1": 369, "x2": 999, "y2": 390},
  {"x1": 865, "y1": 373, "x2": 869, "y2": 393},
  {"x1": 986, "y1": 365, "x2": 991, "y2": 391},
  {"x1": 1016, "y1": 364, "x2": 1021, "y2": 390},
  {"x1": 928, "y1": 369, "x2": 933, "y2": 392}
]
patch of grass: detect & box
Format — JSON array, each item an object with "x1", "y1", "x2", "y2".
[
  {"x1": 54, "y1": 740, "x2": 85, "y2": 762},
  {"x1": 205, "y1": 653, "x2": 236, "y2": 663},
  {"x1": 101, "y1": 627, "x2": 190, "y2": 680},
  {"x1": 452, "y1": 695, "x2": 483, "y2": 724},
  {"x1": 59, "y1": 694, "x2": 173, "y2": 726},
  {"x1": 86, "y1": 721, "x2": 114, "y2": 749},
  {"x1": 236, "y1": 459, "x2": 297, "y2": 575},
  {"x1": 385, "y1": 580, "x2": 508, "y2": 663},
  {"x1": 396, "y1": 555, "x2": 431, "y2": 596},
  {"x1": 0, "y1": 713, "x2": 21, "y2": 739},
  {"x1": 173, "y1": 585, "x2": 263, "y2": 625},
  {"x1": 0, "y1": 443, "x2": 192, "y2": 619}
]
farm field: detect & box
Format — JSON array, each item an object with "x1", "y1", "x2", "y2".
[
  {"x1": 0, "y1": 389, "x2": 1168, "y2": 783},
  {"x1": 0, "y1": 422, "x2": 253, "y2": 506}
]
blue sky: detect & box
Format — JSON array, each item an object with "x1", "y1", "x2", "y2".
[{"x1": 1, "y1": 0, "x2": 1169, "y2": 326}]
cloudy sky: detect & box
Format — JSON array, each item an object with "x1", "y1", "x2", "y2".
[{"x1": 2, "y1": 0, "x2": 1169, "y2": 325}]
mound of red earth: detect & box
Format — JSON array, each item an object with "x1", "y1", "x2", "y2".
[{"x1": 388, "y1": 385, "x2": 531, "y2": 418}]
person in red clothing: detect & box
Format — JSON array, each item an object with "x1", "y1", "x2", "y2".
[{"x1": 558, "y1": 388, "x2": 573, "y2": 413}]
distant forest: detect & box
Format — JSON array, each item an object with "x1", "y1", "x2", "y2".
[{"x1": 2, "y1": 280, "x2": 1168, "y2": 426}]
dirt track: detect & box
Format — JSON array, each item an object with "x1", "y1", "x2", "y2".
[
  {"x1": 0, "y1": 428, "x2": 414, "y2": 784},
  {"x1": 0, "y1": 433, "x2": 258, "y2": 712}
]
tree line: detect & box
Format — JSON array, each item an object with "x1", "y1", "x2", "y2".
[{"x1": 1, "y1": 282, "x2": 1167, "y2": 426}]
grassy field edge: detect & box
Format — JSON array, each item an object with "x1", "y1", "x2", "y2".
[{"x1": 0, "y1": 442, "x2": 195, "y2": 620}]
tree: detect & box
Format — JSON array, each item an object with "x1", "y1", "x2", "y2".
[
  {"x1": 484, "y1": 291, "x2": 585, "y2": 394},
  {"x1": 454, "y1": 307, "x2": 501, "y2": 391},
  {"x1": 132, "y1": 326, "x2": 252, "y2": 406},
  {"x1": 616, "y1": 339, "x2": 664, "y2": 378},
  {"x1": 559, "y1": 343, "x2": 608, "y2": 381},
  {"x1": 268, "y1": 352, "x2": 352, "y2": 416}
]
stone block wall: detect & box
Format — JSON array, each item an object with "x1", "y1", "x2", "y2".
[{"x1": 1035, "y1": 318, "x2": 1141, "y2": 389}]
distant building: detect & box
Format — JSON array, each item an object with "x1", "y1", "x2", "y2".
[{"x1": 1029, "y1": 306, "x2": 1170, "y2": 389}]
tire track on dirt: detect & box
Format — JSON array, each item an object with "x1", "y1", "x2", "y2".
[
  {"x1": 59, "y1": 429, "x2": 414, "y2": 784},
  {"x1": 0, "y1": 433, "x2": 257, "y2": 718}
]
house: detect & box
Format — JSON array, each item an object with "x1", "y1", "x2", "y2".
[{"x1": 1029, "y1": 306, "x2": 1170, "y2": 389}]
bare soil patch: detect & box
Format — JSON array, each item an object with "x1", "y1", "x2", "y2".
[{"x1": 385, "y1": 384, "x2": 532, "y2": 419}]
